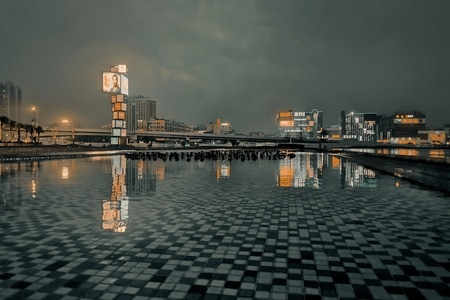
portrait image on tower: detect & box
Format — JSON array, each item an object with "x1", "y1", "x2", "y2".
[{"x1": 102, "y1": 72, "x2": 121, "y2": 94}]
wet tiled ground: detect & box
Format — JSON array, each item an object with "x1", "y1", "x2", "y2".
[{"x1": 1, "y1": 153, "x2": 450, "y2": 299}]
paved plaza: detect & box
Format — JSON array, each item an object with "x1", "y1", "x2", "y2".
[{"x1": 1, "y1": 153, "x2": 450, "y2": 299}]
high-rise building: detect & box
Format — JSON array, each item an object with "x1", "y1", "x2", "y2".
[
  {"x1": 276, "y1": 109, "x2": 323, "y2": 139},
  {"x1": 377, "y1": 110, "x2": 426, "y2": 143},
  {"x1": 0, "y1": 81, "x2": 22, "y2": 122},
  {"x1": 340, "y1": 111, "x2": 377, "y2": 141},
  {"x1": 126, "y1": 96, "x2": 156, "y2": 131}
]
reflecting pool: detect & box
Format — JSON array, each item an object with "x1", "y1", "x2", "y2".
[{"x1": 1, "y1": 152, "x2": 450, "y2": 299}]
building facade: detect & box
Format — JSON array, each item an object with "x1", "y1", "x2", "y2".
[
  {"x1": 147, "y1": 118, "x2": 188, "y2": 132},
  {"x1": 276, "y1": 109, "x2": 323, "y2": 139},
  {"x1": 340, "y1": 111, "x2": 377, "y2": 141},
  {"x1": 417, "y1": 130, "x2": 446, "y2": 145},
  {"x1": 377, "y1": 111, "x2": 426, "y2": 143},
  {"x1": 205, "y1": 119, "x2": 233, "y2": 135},
  {"x1": 0, "y1": 81, "x2": 22, "y2": 122},
  {"x1": 126, "y1": 96, "x2": 156, "y2": 131}
]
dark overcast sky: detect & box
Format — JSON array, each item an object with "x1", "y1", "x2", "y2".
[{"x1": 1, "y1": 0, "x2": 449, "y2": 133}]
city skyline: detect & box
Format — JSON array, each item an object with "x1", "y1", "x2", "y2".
[{"x1": 1, "y1": 0, "x2": 450, "y2": 133}]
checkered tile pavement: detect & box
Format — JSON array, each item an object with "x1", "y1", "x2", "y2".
[{"x1": 1, "y1": 154, "x2": 450, "y2": 299}]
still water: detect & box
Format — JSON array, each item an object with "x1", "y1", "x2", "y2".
[
  {"x1": 345, "y1": 147, "x2": 450, "y2": 160},
  {"x1": 2, "y1": 151, "x2": 450, "y2": 299},
  {"x1": 0, "y1": 151, "x2": 441, "y2": 232}
]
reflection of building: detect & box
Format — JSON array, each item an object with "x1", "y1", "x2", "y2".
[
  {"x1": 340, "y1": 160, "x2": 377, "y2": 188},
  {"x1": 0, "y1": 81, "x2": 22, "y2": 122},
  {"x1": 215, "y1": 160, "x2": 230, "y2": 183},
  {"x1": 277, "y1": 109, "x2": 323, "y2": 139},
  {"x1": 0, "y1": 162, "x2": 25, "y2": 207},
  {"x1": 377, "y1": 111, "x2": 426, "y2": 144},
  {"x1": 126, "y1": 96, "x2": 157, "y2": 132},
  {"x1": 340, "y1": 111, "x2": 377, "y2": 141},
  {"x1": 126, "y1": 159, "x2": 157, "y2": 197},
  {"x1": 277, "y1": 153, "x2": 324, "y2": 188},
  {"x1": 102, "y1": 156, "x2": 129, "y2": 232}
]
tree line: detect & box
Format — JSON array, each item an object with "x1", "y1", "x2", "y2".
[{"x1": 0, "y1": 116, "x2": 44, "y2": 143}]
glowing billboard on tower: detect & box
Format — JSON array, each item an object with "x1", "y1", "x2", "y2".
[{"x1": 102, "y1": 72, "x2": 129, "y2": 96}]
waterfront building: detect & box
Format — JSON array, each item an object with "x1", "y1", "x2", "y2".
[
  {"x1": 340, "y1": 111, "x2": 377, "y2": 141},
  {"x1": 0, "y1": 81, "x2": 22, "y2": 122},
  {"x1": 276, "y1": 109, "x2": 323, "y2": 139},
  {"x1": 444, "y1": 124, "x2": 450, "y2": 145},
  {"x1": 417, "y1": 130, "x2": 446, "y2": 145},
  {"x1": 324, "y1": 125, "x2": 341, "y2": 140},
  {"x1": 377, "y1": 110, "x2": 426, "y2": 144},
  {"x1": 205, "y1": 119, "x2": 233, "y2": 134},
  {"x1": 147, "y1": 118, "x2": 188, "y2": 132},
  {"x1": 126, "y1": 96, "x2": 156, "y2": 131},
  {"x1": 249, "y1": 132, "x2": 264, "y2": 137}
]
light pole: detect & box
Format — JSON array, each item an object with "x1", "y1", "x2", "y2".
[
  {"x1": 31, "y1": 106, "x2": 40, "y2": 143},
  {"x1": 32, "y1": 106, "x2": 39, "y2": 127}
]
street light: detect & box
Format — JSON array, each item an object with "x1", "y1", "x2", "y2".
[{"x1": 32, "y1": 106, "x2": 39, "y2": 128}]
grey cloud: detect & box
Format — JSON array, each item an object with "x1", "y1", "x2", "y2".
[{"x1": 1, "y1": 0, "x2": 449, "y2": 133}]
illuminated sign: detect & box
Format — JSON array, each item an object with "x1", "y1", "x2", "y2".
[
  {"x1": 102, "y1": 72, "x2": 129, "y2": 96},
  {"x1": 280, "y1": 120, "x2": 294, "y2": 127},
  {"x1": 113, "y1": 111, "x2": 126, "y2": 120},
  {"x1": 120, "y1": 74, "x2": 129, "y2": 96},
  {"x1": 118, "y1": 65, "x2": 127, "y2": 73},
  {"x1": 113, "y1": 103, "x2": 127, "y2": 111},
  {"x1": 112, "y1": 120, "x2": 126, "y2": 128},
  {"x1": 279, "y1": 112, "x2": 293, "y2": 118},
  {"x1": 112, "y1": 128, "x2": 121, "y2": 136},
  {"x1": 111, "y1": 137, "x2": 119, "y2": 145},
  {"x1": 102, "y1": 72, "x2": 121, "y2": 94},
  {"x1": 394, "y1": 118, "x2": 422, "y2": 124}
]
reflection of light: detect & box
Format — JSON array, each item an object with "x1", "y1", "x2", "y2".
[
  {"x1": 331, "y1": 156, "x2": 340, "y2": 169},
  {"x1": 32, "y1": 179, "x2": 36, "y2": 198},
  {"x1": 90, "y1": 156, "x2": 107, "y2": 162},
  {"x1": 430, "y1": 149, "x2": 444, "y2": 158},
  {"x1": 156, "y1": 167, "x2": 165, "y2": 180},
  {"x1": 62, "y1": 167, "x2": 69, "y2": 179},
  {"x1": 137, "y1": 160, "x2": 143, "y2": 179}
]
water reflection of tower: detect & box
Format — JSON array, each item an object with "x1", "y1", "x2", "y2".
[
  {"x1": 126, "y1": 159, "x2": 157, "y2": 197},
  {"x1": 102, "y1": 156, "x2": 129, "y2": 232}
]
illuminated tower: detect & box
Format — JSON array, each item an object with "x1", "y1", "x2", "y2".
[{"x1": 102, "y1": 65, "x2": 129, "y2": 145}]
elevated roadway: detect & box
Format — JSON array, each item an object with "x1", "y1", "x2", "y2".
[{"x1": 39, "y1": 127, "x2": 329, "y2": 145}]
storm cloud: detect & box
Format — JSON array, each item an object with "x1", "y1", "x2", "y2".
[{"x1": 1, "y1": 0, "x2": 449, "y2": 133}]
